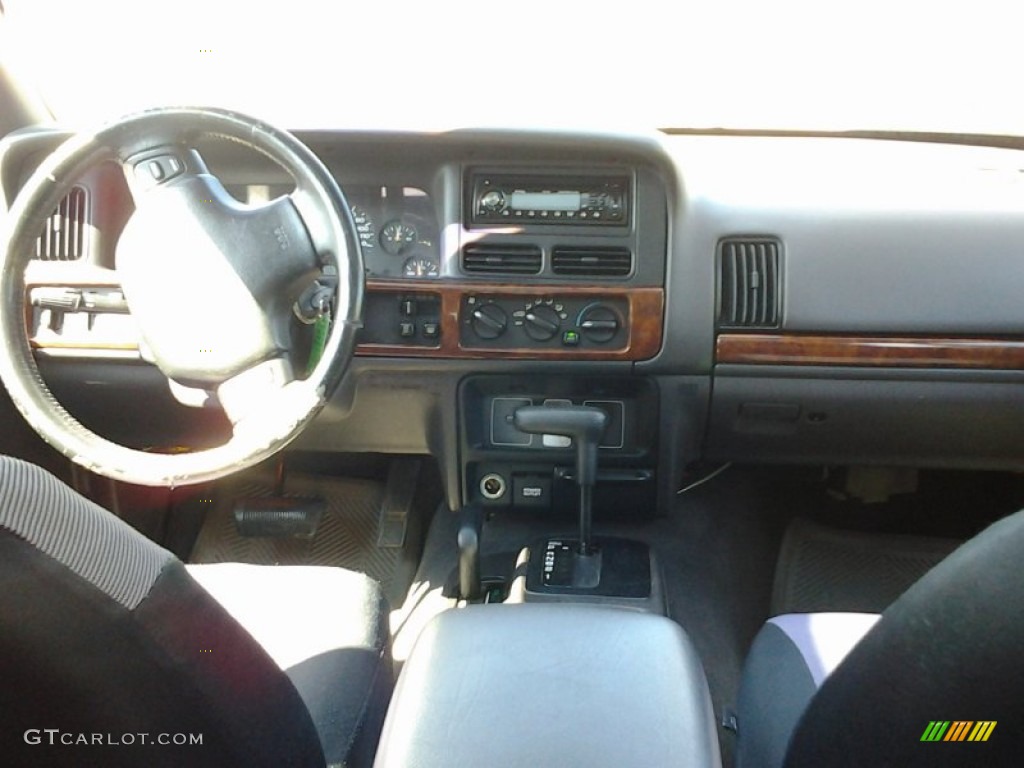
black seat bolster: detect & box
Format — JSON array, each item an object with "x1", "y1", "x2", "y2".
[
  {"x1": 736, "y1": 622, "x2": 818, "y2": 768},
  {"x1": 735, "y1": 613, "x2": 879, "y2": 768},
  {"x1": 0, "y1": 529, "x2": 325, "y2": 767},
  {"x1": 135, "y1": 561, "x2": 328, "y2": 766},
  {"x1": 187, "y1": 563, "x2": 393, "y2": 768},
  {"x1": 785, "y1": 509, "x2": 1024, "y2": 768}
]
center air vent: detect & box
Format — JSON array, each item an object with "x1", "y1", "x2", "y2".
[
  {"x1": 36, "y1": 186, "x2": 88, "y2": 261},
  {"x1": 462, "y1": 243, "x2": 542, "y2": 275},
  {"x1": 551, "y1": 246, "x2": 632, "y2": 277},
  {"x1": 718, "y1": 238, "x2": 781, "y2": 328}
]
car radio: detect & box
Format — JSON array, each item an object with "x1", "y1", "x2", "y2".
[{"x1": 469, "y1": 172, "x2": 630, "y2": 226}]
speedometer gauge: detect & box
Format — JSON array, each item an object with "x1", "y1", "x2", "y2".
[
  {"x1": 403, "y1": 256, "x2": 438, "y2": 277},
  {"x1": 351, "y1": 206, "x2": 376, "y2": 253}
]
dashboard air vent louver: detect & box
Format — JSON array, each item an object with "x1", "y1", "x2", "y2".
[
  {"x1": 35, "y1": 186, "x2": 88, "y2": 261},
  {"x1": 551, "y1": 246, "x2": 633, "y2": 277},
  {"x1": 718, "y1": 238, "x2": 781, "y2": 328},
  {"x1": 462, "y1": 243, "x2": 542, "y2": 275}
]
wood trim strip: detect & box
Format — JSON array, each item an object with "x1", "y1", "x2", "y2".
[
  {"x1": 27, "y1": 278, "x2": 664, "y2": 362},
  {"x1": 717, "y1": 333, "x2": 1024, "y2": 370},
  {"x1": 356, "y1": 280, "x2": 664, "y2": 361}
]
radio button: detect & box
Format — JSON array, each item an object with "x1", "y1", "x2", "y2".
[{"x1": 480, "y1": 189, "x2": 507, "y2": 212}]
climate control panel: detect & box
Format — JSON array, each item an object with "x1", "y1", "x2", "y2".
[{"x1": 460, "y1": 294, "x2": 628, "y2": 351}]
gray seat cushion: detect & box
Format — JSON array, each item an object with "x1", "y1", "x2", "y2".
[{"x1": 735, "y1": 612, "x2": 879, "y2": 768}]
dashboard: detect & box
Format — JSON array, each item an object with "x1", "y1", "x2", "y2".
[{"x1": 3, "y1": 126, "x2": 1024, "y2": 514}]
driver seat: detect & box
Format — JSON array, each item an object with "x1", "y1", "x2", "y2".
[{"x1": 0, "y1": 456, "x2": 392, "y2": 767}]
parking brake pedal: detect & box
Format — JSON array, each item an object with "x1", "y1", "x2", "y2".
[{"x1": 232, "y1": 458, "x2": 325, "y2": 538}]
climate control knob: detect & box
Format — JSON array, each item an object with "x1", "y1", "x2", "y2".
[
  {"x1": 579, "y1": 304, "x2": 620, "y2": 343},
  {"x1": 523, "y1": 305, "x2": 562, "y2": 341},
  {"x1": 470, "y1": 302, "x2": 508, "y2": 339}
]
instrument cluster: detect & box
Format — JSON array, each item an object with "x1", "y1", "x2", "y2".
[{"x1": 348, "y1": 185, "x2": 440, "y2": 279}]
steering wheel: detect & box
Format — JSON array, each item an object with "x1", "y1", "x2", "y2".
[{"x1": 0, "y1": 107, "x2": 363, "y2": 487}]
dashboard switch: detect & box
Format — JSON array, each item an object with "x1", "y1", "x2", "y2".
[
  {"x1": 422, "y1": 322, "x2": 439, "y2": 339},
  {"x1": 513, "y1": 475, "x2": 551, "y2": 508},
  {"x1": 136, "y1": 154, "x2": 185, "y2": 185},
  {"x1": 400, "y1": 299, "x2": 417, "y2": 316},
  {"x1": 399, "y1": 322, "x2": 416, "y2": 338}
]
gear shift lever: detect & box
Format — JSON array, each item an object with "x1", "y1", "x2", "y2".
[
  {"x1": 511, "y1": 403, "x2": 654, "y2": 603},
  {"x1": 514, "y1": 405, "x2": 607, "y2": 556}
]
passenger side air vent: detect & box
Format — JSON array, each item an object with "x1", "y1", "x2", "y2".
[
  {"x1": 718, "y1": 238, "x2": 781, "y2": 328},
  {"x1": 462, "y1": 243, "x2": 542, "y2": 275},
  {"x1": 551, "y1": 246, "x2": 633, "y2": 277},
  {"x1": 35, "y1": 186, "x2": 88, "y2": 261}
]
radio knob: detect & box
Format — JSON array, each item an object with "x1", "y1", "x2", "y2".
[
  {"x1": 523, "y1": 305, "x2": 561, "y2": 342},
  {"x1": 480, "y1": 190, "x2": 506, "y2": 213},
  {"x1": 470, "y1": 302, "x2": 508, "y2": 339},
  {"x1": 579, "y1": 305, "x2": 620, "y2": 344}
]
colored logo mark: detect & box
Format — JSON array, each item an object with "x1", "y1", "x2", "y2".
[{"x1": 921, "y1": 721, "x2": 996, "y2": 742}]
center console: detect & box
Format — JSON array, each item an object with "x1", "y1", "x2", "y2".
[
  {"x1": 373, "y1": 605, "x2": 722, "y2": 768},
  {"x1": 459, "y1": 374, "x2": 658, "y2": 513},
  {"x1": 456, "y1": 375, "x2": 663, "y2": 611}
]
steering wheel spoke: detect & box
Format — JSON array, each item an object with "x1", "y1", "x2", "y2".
[
  {"x1": 216, "y1": 356, "x2": 295, "y2": 425},
  {"x1": 0, "y1": 107, "x2": 364, "y2": 486}
]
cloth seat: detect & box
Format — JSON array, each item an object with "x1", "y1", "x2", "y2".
[
  {"x1": 735, "y1": 613, "x2": 879, "y2": 768},
  {"x1": 735, "y1": 509, "x2": 1024, "y2": 768},
  {"x1": 188, "y1": 562, "x2": 393, "y2": 767},
  {"x1": 0, "y1": 455, "x2": 391, "y2": 768}
]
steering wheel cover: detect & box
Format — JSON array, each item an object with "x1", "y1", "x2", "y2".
[{"x1": 0, "y1": 107, "x2": 363, "y2": 487}]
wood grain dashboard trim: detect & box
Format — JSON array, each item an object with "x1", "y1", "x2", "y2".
[
  {"x1": 357, "y1": 279, "x2": 664, "y2": 361},
  {"x1": 716, "y1": 333, "x2": 1024, "y2": 370},
  {"x1": 26, "y1": 277, "x2": 665, "y2": 362}
]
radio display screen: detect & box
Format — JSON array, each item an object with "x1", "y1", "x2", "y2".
[{"x1": 510, "y1": 191, "x2": 582, "y2": 211}]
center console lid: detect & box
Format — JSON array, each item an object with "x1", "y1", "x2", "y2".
[{"x1": 373, "y1": 604, "x2": 721, "y2": 768}]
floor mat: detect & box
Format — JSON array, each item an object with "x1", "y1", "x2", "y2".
[
  {"x1": 190, "y1": 471, "x2": 402, "y2": 603},
  {"x1": 771, "y1": 518, "x2": 961, "y2": 615}
]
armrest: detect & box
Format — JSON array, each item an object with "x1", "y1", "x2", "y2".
[{"x1": 374, "y1": 604, "x2": 721, "y2": 768}]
